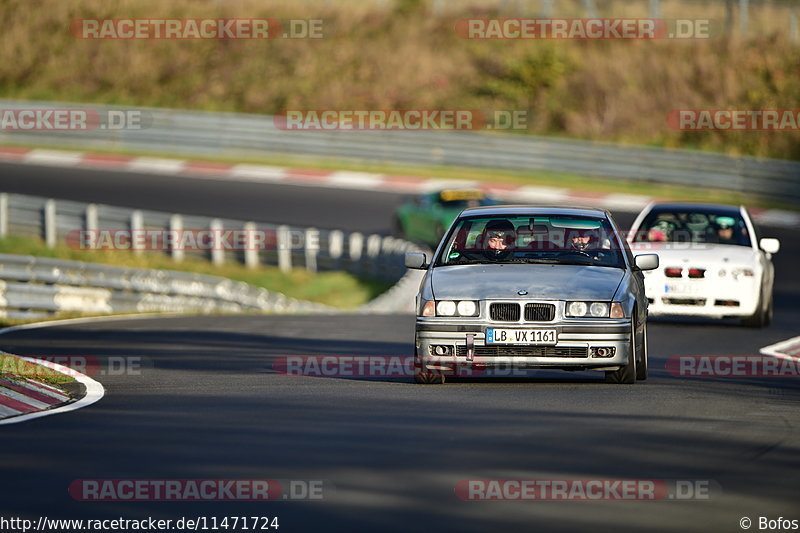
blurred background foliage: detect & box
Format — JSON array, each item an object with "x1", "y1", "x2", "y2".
[{"x1": 0, "y1": 0, "x2": 798, "y2": 159}]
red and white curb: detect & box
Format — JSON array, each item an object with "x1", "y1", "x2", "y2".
[
  {"x1": 2, "y1": 146, "x2": 798, "y2": 227},
  {"x1": 760, "y1": 336, "x2": 800, "y2": 362},
  {"x1": 0, "y1": 356, "x2": 104, "y2": 425}
]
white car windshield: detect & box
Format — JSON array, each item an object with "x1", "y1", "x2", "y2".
[{"x1": 632, "y1": 209, "x2": 752, "y2": 247}]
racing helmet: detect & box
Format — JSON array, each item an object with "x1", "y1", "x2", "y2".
[{"x1": 482, "y1": 219, "x2": 515, "y2": 260}]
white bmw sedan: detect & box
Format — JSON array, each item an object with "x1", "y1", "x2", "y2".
[{"x1": 628, "y1": 202, "x2": 780, "y2": 327}]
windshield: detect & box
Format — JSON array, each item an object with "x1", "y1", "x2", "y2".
[
  {"x1": 434, "y1": 214, "x2": 626, "y2": 268},
  {"x1": 632, "y1": 209, "x2": 752, "y2": 247}
]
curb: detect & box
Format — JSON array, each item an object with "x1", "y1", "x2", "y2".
[
  {"x1": 0, "y1": 342, "x2": 105, "y2": 425},
  {"x1": 2, "y1": 146, "x2": 798, "y2": 227}
]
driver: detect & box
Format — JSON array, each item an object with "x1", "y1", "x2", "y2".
[
  {"x1": 482, "y1": 220, "x2": 515, "y2": 261},
  {"x1": 568, "y1": 229, "x2": 599, "y2": 252},
  {"x1": 714, "y1": 216, "x2": 736, "y2": 244},
  {"x1": 567, "y1": 228, "x2": 611, "y2": 260}
]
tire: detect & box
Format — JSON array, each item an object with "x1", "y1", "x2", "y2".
[
  {"x1": 741, "y1": 289, "x2": 769, "y2": 328},
  {"x1": 765, "y1": 293, "x2": 774, "y2": 327},
  {"x1": 605, "y1": 318, "x2": 637, "y2": 384},
  {"x1": 636, "y1": 322, "x2": 648, "y2": 381},
  {"x1": 413, "y1": 349, "x2": 445, "y2": 385}
]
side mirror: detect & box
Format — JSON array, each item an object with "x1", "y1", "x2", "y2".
[
  {"x1": 634, "y1": 254, "x2": 659, "y2": 271},
  {"x1": 404, "y1": 252, "x2": 428, "y2": 269},
  {"x1": 759, "y1": 238, "x2": 780, "y2": 254}
]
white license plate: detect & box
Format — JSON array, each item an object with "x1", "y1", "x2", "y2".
[
  {"x1": 486, "y1": 329, "x2": 557, "y2": 345},
  {"x1": 665, "y1": 283, "x2": 702, "y2": 295}
]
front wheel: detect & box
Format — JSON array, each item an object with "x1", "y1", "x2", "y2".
[
  {"x1": 605, "y1": 319, "x2": 637, "y2": 384},
  {"x1": 636, "y1": 323, "x2": 648, "y2": 381},
  {"x1": 413, "y1": 349, "x2": 445, "y2": 385},
  {"x1": 741, "y1": 289, "x2": 771, "y2": 328}
]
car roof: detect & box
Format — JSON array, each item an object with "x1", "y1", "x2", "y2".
[
  {"x1": 458, "y1": 205, "x2": 610, "y2": 218},
  {"x1": 646, "y1": 202, "x2": 742, "y2": 213}
]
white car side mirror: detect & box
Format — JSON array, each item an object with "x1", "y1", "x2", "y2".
[
  {"x1": 634, "y1": 254, "x2": 659, "y2": 271},
  {"x1": 405, "y1": 252, "x2": 428, "y2": 269},
  {"x1": 759, "y1": 238, "x2": 780, "y2": 254}
]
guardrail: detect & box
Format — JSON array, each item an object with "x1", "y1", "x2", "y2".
[
  {"x1": 0, "y1": 192, "x2": 424, "y2": 317},
  {"x1": 0, "y1": 253, "x2": 334, "y2": 320},
  {"x1": 0, "y1": 192, "x2": 413, "y2": 283},
  {"x1": 1, "y1": 99, "x2": 797, "y2": 204}
]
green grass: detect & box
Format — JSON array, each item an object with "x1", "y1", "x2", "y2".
[
  {"x1": 0, "y1": 353, "x2": 77, "y2": 390},
  {"x1": 0, "y1": 235, "x2": 392, "y2": 310}
]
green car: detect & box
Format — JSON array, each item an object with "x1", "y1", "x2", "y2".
[{"x1": 393, "y1": 189, "x2": 500, "y2": 246}]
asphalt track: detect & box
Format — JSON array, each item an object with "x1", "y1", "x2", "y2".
[{"x1": 1, "y1": 161, "x2": 799, "y2": 532}]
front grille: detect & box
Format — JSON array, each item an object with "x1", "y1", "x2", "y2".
[
  {"x1": 490, "y1": 303, "x2": 520, "y2": 321},
  {"x1": 524, "y1": 303, "x2": 556, "y2": 321},
  {"x1": 663, "y1": 298, "x2": 707, "y2": 306},
  {"x1": 456, "y1": 346, "x2": 588, "y2": 358}
]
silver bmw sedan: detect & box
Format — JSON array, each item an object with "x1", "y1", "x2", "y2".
[{"x1": 405, "y1": 205, "x2": 659, "y2": 384}]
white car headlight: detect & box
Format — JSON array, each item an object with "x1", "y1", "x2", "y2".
[
  {"x1": 567, "y1": 301, "x2": 613, "y2": 318},
  {"x1": 566, "y1": 301, "x2": 588, "y2": 317},
  {"x1": 436, "y1": 301, "x2": 457, "y2": 316},
  {"x1": 457, "y1": 300, "x2": 478, "y2": 316}
]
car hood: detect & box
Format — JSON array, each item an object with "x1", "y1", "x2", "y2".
[
  {"x1": 630, "y1": 242, "x2": 758, "y2": 266},
  {"x1": 430, "y1": 263, "x2": 625, "y2": 300}
]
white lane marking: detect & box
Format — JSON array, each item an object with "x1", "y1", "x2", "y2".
[
  {"x1": 602, "y1": 193, "x2": 654, "y2": 211},
  {"x1": 229, "y1": 164, "x2": 288, "y2": 182},
  {"x1": 420, "y1": 179, "x2": 479, "y2": 191},
  {"x1": 760, "y1": 336, "x2": 800, "y2": 361},
  {"x1": 126, "y1": 157, "x2": 186, "y2": 174},
  {"x1": 327, "y1": 171, "x2": 384, "y2": 189},
  {"x1": 0, "y1": 311, "x2": 185, "y2": 335},
  {"x1": 511, "y1": 186, "x2": 570, "y2": 204},
  {"x1": 0, "y1": 358, "x2": 104, "y2": 426},
  {"x1": 24, "y1": 150, "x2": 83, "y2": 167}
]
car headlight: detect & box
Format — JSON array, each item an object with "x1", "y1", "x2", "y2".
[
  {"x1": 589, "y1": 302, "x2": 609, "y2": 317},
  {"x1": 566, "y1": 301, "x2": 618, "y2": 318},
  {"x1": 419, "y1": 300, "x2": 480, "y2": 317},
  {"x1": 436, "y1": 301, "x2": 457, "y2": 316},
  {"x1": 566, "y1": 301, "x2": 588, "y2": 317},
  {"x1": 457, "y1": 300, "x2": 478, "y2": 316}
]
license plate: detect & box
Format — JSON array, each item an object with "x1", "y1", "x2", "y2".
[
  {"x1": 486, "y1": 329, "x2": 557, "y2": 345},
  {"x1": 665, "y1": 283, "x2": 701, "y2": 295}
]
